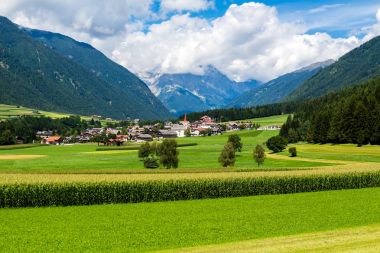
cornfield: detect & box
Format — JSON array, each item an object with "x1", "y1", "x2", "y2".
[{"x1": 1, "y1": 172, "x2": 379, "y2": 208}]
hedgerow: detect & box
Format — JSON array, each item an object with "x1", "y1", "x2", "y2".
[{"x1": 1, "y1": 172, "x2": 379, "y2": 208}]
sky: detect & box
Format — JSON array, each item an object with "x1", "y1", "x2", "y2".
[{"x1": 1, "y1": 0, "x2": 380, "y2": 82}]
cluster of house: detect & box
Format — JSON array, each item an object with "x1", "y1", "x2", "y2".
[{"x1": 38, "y1": 115, "x2": 281, "y2": 145}]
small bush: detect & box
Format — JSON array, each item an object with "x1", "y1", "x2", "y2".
[
  {"x1": 143, "y1": 157, "x2": 159, "y2": 169},
  {"x1": 266, "y1": 136, "x2": 287, "y2": 153},
  {"x1": 289, "y1": 147, "x2": 297, "y2": 157}
]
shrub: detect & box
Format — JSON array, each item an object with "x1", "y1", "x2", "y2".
[
  {"x1": 143, "y1": 157, "x2": 159, "y2": 169},
  {"x1": 266, "y1": 136, "x2": 287, "y2": 153},
  {"x1": 253, "y1": 144, "x2": 266, "y2": 167},
  {"x1": 219, "y1": 142, "x2": 236, "y2": 167},
  {"x1": 228, "y1": 134, "x2": 243, "y2": 152},
  {"x1": 289, "y1": 147, "x2": 297, "y2": 157}
]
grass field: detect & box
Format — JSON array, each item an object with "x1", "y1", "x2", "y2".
[
  {"x1": 0, "y1": 104, "x2": 119, "y2": 123},
  {"x1": 1, "y1": 188, "x2": 379, "y2": 252},
  {"x1": 165, "y1": 224, "x2": 380, "y2": 253},
  {"x1": 247, "y1": 114, "x2": 289, "y2": 126},
  {"x1": 0, "y1": 129, "x2": 379, "y2": 175},
  {"x1": 0, "y1": 104, "x2": 75, "y2": 119},
  {"x1": 0, "y1": 130, "x2": 337, "y2": 173},
  {"x1": 1, "y1": 113, "x2": 380, "y2": 252}
]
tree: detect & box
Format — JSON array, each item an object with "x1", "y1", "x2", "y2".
[
  {"x1": 228, "y1": 134, "x2": 243, "y2": 152},
  {"x1": 138, "y1": 142, "x2": 159, "y2": 169},
  {"x1": 184, "y1": 128, "x2": 191, "y2": 137},
  {"x1": 266, "y1": 136, "x2": 287, "y2": 153},
  {"x1": 0, "y1": 130, "x2": 16, "y2": 145},
  {"x1": 219, "y1": 142, "x2": 236, "y2": 167},
  {"x1": 289, "y1": 147, "x2": 297, "y2": 157},
  {"x1": 91, "y1": 134, "x2": 102, "y2": 146},
  {"x1": 138, "y1": 142, "x2": 151, "y2": 159},
  {"x1": 253, "y1": 144, "x2": 266, "y2": 167},
  {"x1": 157, "y1": 139, "x2": 179, "y2": 169},
  {"x1": 199, "y1": 128, "x2": 212, "y2": 136}
]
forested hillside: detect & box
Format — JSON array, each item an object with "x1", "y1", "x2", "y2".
[
  {"x1": 280, "y1": 77, "x2": 380, "y2": 145},
  {"x1": 0, "y1": 17, "x2": 171, "y2": 120},
  {"x1": 230, "y1": 60, "x2": 333, "y2": 108},
  {"x1": 286, "y1": 36, "x2": 380, "y2": 101},
  {"x1": 27, "y1": 29, "x2": 171, "y2": 120}
]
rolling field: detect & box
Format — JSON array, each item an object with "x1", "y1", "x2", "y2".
[
  {"x1": 0, "y1": 188, "x2": 380, "y2": 252},
  {"x1": 0, "y1": 104, "x2": 118, "y2": 123},
  {"x1": 0, "y1": 130, "x2": 336, "y2": 173},
  {"x1": 247, "y1": 114, "x2": 289, "y2": 126},
  {"x1": 0, "y1": 104, "x2": 74, "y2": 119},
  {"x1": 1, "y1": 114, "x2": 380, "y2": 252}
]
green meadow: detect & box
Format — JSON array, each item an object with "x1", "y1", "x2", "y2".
[
  {"x1": 247, "y1": 114, "x2": 289, "y2": 126},
  {"x1": 0, "y1": 104, "x2": 74, "y2": 119},
  {"x1": 0, "y1": 130, "x2": 336, "y2": 173},
  {"x1": 1, "y1": 188, "x2": 380, "y2": 252},
  {"x1": 1, "y1": 114, "x2": 380, "y2": 252}
]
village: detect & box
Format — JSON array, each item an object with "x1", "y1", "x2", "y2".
[{"x1": 39, "y1": 115, "x2": 281, "y2": 145}]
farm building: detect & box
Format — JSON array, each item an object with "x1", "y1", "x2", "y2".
[{"x1": 41, "y1": 136, "x2": 63, "y2": 145}]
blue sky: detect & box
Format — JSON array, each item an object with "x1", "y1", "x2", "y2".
[
  {"x1": 1, "y1": 0, "x2": 380, "y2": 81},
  {"x1": 180, "y1": 0, "x2": 380, "y2": 38}
]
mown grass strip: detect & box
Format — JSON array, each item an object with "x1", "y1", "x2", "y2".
[{"x1": 1, "y1": 172, "x2": 380, "y2": 208}]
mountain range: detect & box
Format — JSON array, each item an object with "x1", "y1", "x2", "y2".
[
  {"x1": 286, "y1": 36, "x2": 380, "y2": 101},
  {"x1": 143, "y1": 66, "x2": 260, "y2": 116},
  {"x1": 0, "y1": 16, "x2": 171, "y2": 120},
  {"x1": 229, "y1": 60, "x2": 334, "y2": 108}
]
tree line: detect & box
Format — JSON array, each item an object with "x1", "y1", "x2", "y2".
[
  {"x1": 279, "y1": 77, "x2": 380, "y2": 145},
  {"x1": 0, "y1": 116, "x2": 101, "y2": 145},
  {"x1": 183, "y1": 102, "x2": 297, "y2": 122}
]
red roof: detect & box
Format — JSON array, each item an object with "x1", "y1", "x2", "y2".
[{"x1": 46, "y1": 136, "x2": 62, "y2": 142}]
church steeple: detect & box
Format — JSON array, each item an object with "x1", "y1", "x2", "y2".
[{"x1": 183, "y1": 113, "x2": 187, "y2": 128}]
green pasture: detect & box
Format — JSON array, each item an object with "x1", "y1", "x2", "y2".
[
  {"x1": 282, "y1": 143, "x2": 380, "y2": 163},
  {"x1": 0, "y1": 104, "x2": 74, "y2": 119},
  {"x1": 0, "y1": 104, "x2": 118, "y2": 124},
  {"x1": 0, "y1": 130, "x2": 335, "y2": 173},
  {"x1": 247, "y1": 114, "x2": 289, "y2": 126},
  {"x1": 1, "y1": 188, "x2": 380, "y2": 252}
]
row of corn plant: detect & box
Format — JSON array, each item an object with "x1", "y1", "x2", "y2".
[{"x1": 1, "y1": 172, "x2": 379, "y2": 208}]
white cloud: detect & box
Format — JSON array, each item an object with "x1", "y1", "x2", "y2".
[
  {"x1": 112, "y1": 2, "x2": 363, "y2": 81},
  {"x1": 377, "y1": 9, "x2": 380, "y2": 22},
  {"x1": 161, "y1": 0, "x2": 213, "y2": 12},
  {"x1": 309, "y1": 4, "x2": 345, "y2": 14},
  {"x1": 0, "y1": 0, "x2": 154, "y2": 40},
  {"x1": 0, "y1": 1, "x2": 379, "y2": 82}
]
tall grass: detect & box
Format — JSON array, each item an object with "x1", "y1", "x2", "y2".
[{"x1": 1, "y1": 172, "x2": 379, "y2": 208}]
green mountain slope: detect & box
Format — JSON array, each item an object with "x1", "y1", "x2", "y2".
[
  {"x1": 0, "y1": 16, "x2": 171, "y2": 120},
  {"x1": 286, "y1": 36, "x2": 380, "y2": 101},
  {"x1": 229, "y1": 60, "x2": 333, "y2": 108}
]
